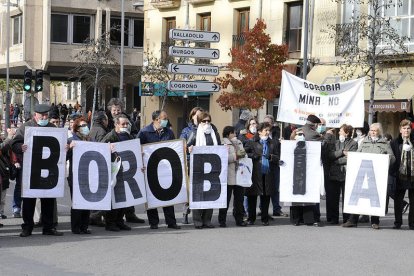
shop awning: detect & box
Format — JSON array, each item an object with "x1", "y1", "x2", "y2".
[
  {"x1": 307, "y1": 65, "x2": 414, "y2": 107},
  {"x1": 364, "y1": 99, "x2": 412, "y2": 112}
]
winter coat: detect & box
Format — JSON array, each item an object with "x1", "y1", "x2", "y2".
[
  {"x1": 328, "y1": 138, "x2": 358, "y2": 182},
  {"x1": 390, "y1": 135, "x2": 414, "y2": 189},
  {"x1": 137, "y1": 123, "x2": 175, "y2": 145},
  {"x1": 244, "y1": 135, "x2": 279, "y2": 196},
  {"x1": 89, "y1": 121, "x2": 108, "y2": 142},
  {"x1": 223, "y1": 137, "x2": 245, "y2": 186},
  {"x1": 357, "y1": 136, "x2": 396, "y2": 165},
  {"x1": 180, "y1": 122, "x2": 196, "y2": 141},
  {"x1": 186, "y1": 124, "x2": 221, "y2": 147}
]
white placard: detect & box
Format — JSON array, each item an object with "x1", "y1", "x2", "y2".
[
  {"x1": 22, "y1": 127, "x2": 67, "y2": 198},
  {"x1": 343, "y1": 152, "x2": 389, "y2": 217},
  {"x1": 189, "y1": 146, "x2": 228, "y2": 209},
  {"x1": 112, "y1": 139, "x2": 147, "y2": 209},
  {"x1": 279, "y1": 140, "x2": 322, "y2": 203},
  {"x1": 142, "y1": 139, "x2": 188, "y2": 209},
  {"x1": 72, "y1": 141, "x2": 112, "y2": 210}
]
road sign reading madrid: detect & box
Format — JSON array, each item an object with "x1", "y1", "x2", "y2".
[
  {"x1": 169, "y1": 29, "x2": 220, "y2": 42},
  {"x1": 168, "y1": 81, "x2": 220, "y2": 92},
  {"x1": 168, "y1": 63, "x2": 219, "y2": 76},
  {"x1": 169, "y1": 46, "x2": 220, "y2": 59}
]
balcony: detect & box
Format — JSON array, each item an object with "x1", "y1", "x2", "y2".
[
  {"x1": 335, "y1": 23, "x2": 359, "y2": 56},
  {"x1": 232, "y1": 34, "x2": 246, "y2": 50},
  {"x1": 150, "y1": 0, "x2": 180, "y2": 9},
  {"x1": 188, "y1": 0, "x2": 215, "y2": 3}
]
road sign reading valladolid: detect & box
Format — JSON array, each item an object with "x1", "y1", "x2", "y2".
[
  {"x1": 169, "y1": 46, "x2": 220, "y2": 59},
  {"x1": 168, "y1": 81, "x2": 220, "y2": 92},
  {"x1": 168, "y1": 63, "x2": 219, "y2": 76},
  {"x1": 169, "y1": 29, "x2": 220, "y2": 43}
]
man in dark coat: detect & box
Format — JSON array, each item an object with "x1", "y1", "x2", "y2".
[
  {"x1": 12, "y1": 104, "x2": 63, "y2": 237},
  {"x1": 137, "y1": 110, "x2": 181, "y2": 230}
]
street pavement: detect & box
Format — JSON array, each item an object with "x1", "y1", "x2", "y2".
[{"x1": 1, "y1": 181, "x2": 414, "y2": 276}]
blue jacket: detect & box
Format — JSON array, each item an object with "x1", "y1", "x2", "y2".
[
  {"x1": 137, "y1": 123, "x2": 175, "y2": 145},
  {"x1": 180, "y1": 122, "x2": 196, "y2": 141}
]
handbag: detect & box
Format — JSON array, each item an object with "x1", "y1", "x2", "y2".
[{"x1": 236, "y1": 157, "x2": 253, "y2": 187}]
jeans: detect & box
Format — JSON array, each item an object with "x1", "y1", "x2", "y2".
[{"x1": 12, "y1": 169, "x2": 22, "y2": 213}]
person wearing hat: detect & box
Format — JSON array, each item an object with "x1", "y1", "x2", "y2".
[
  {"x1": 11, "y1": 104, "x2": 64, "y2": 237},
  {"x1": 234, "y1": 110, "x2": 253, "y2": 137}
]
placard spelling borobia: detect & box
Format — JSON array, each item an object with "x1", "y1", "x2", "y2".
[
  {"x1": 344, "y1": 152, "x2": 389, "y2": 217},
  {"x1": 142, "y1": 139, "x2": 188, "y2": 209},
  {"x1": 22, "y1": 127, "x2": 67, "y2": 198},
  {"x1": 277, "y1": 70, "x2": 365, "y2": 128},
  {"x1": 112, "y1": 139, "x2": 147, "y2": 209},
  {"x1": 279, "y1": 140, "x2": 322, "y2": 203},
  {"x1": 72, "y1": 141, "x2": 112, "y2": 210},
  {"x1": 190, "y1": 146, "x2": 228, "y2": 209}
]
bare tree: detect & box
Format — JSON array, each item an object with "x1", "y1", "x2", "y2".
[{"x1": 333, "y1": 0, "x2": 410, "y2": 125}]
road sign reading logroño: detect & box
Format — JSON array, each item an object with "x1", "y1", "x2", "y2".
[
  {"x1": 169, "y1": 29, "x2": 220, "y2": 43},
  {"x1": 168, "y1": 46, "x2": 220, "y2": 59},
  {"x1": 168, "y1": 63, "x2": 219, "y2": 76},
  {"x1": 167, "y1": 81, "x2": 220, "y2": 92}
]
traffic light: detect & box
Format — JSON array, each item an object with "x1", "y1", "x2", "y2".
[
  {"x1": 35, "y1": 70, "x2": 43, "y2": 92},
  {"x1": 23, "y1": 69, "x2": 32, "y2": 92}
]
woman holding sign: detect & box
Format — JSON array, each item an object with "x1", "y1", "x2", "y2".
[
  {"x1": 67, "y1": 117, "x2": 93, "y2": 234},
  {"x1": 244, "y1": 122, "x2": 280, "y2": 226},
  {"x1": 390, "y1": 119, "x2": 414, "y2": 229}
]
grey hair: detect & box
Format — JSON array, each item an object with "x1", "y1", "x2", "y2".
[{"x1": 370, "y1": 122, "x2": 383, "y2": 137}]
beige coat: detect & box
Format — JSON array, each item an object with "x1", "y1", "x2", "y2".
[{"x1": 223, "y1": 137, "x2": 245, "y2": 186}]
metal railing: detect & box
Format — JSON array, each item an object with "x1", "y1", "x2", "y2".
[{"x1": 232, "y1": 34, "x2": 246, "y2": 50}]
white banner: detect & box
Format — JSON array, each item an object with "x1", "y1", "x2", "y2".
[
  {"x1": 189, "y1": 146, "x2": 228, "y2": 209},
  {"x1": 72, "y1": 141, "x2": 112, "y2": 210},
  {"x1": 343, "y1": 152, "x2": 389, "y2": 217},
  {"x1": 142, "y1": 139, "x2": 188, "y2": 209},
  {"x1": 279, "y1": 140, "x2": 322, "y2": 203},
  {"x1": 277, "y1": 70, "x2": 364, "y2": 128},
  {"x1": 22, "y1": 127, "x2": 67, "y2": 198},
  {"x1": 112, "y1": 140, "x2": 147, "y2": 209}
]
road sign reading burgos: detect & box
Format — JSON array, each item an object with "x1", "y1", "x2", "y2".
[
  {"x1": 168, "y1": 46, "x2": 220, "y2": 59},
  {"x1": 168, "y1": 81, "x2": 220, "y2": 92},
  {"x1": 169, "y1": 29, "x2": 220, "y2": 43}
]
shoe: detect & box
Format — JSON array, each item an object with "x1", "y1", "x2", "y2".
[
  {"x1": 236, "y1": 221, "x2": 247, "y2": 227},
  {"x1": 89, "y1": 218, "x2": 105, "y2": 227},
  {"x1": 20, "y1": 229, "x2": 32, "y2": 237},
  {"x1": 358, "y1": 215, "x2": 369, "y2": 223},
  {"x1": 80, "y1": 229, "x2": 91, "y2": 234},
  {"x1": 247, "y1": 220, "x2": 255, "y2": 225},
  {"x1": 342, "y1": 221, "x2": 357, "y2": 228},
  {"x1": 262, "y1": 222, "x2": 269, "y2": 226},
  {"x1": 393, "y1": 225, "x2": 401, "y2": 229},
  {"x1": 403, "y1": 202, "x2": 410, "y2": 214},
  {"x1": 195, "y1": 226, "x2": 203, "y2": 229},
  {"x1": 13, "y1": 212, "x2": 21, "y2": 218},
  {"x1": 167, "y1": 224, "x2": 181, "y2": 229},
  {"x1": 118, "y1": 224, "x2": 131, "y2": 231},
  {"x1": 150, "y1": 224, "x2": 158, "y2": 230},
  {"x1": 313, "y1": 222, "x2": 323, "y2": 227},
  {"x1": 125, "y1": 215, "x2": 145, "y2": 223},
  {"x1": 105, "y1": 225, "x2": 120, "y2": 232},
  {"x1": 273, "y1": 211, "x2": 288, "y2": 217},
  {"x1": 34, "y1": 221, "x2": 42, "y2": 228},
  {"x1": 42, "y1": 228, "x2": 64, "y2": 236},
  {"x1": 219, "y1": 223, "x2": 227, "y2": 228},
  {"x1": 203, "y1": 224, "x2": 215, "y2": 228},
  {"x1": 294, "y1": 222, "x2": 300, "y2": 226},
  {"x1": 1, "y1": 214, "x2": 7, "y2": 219},
  {"x1": 371, "y1": 224, "x2": 380, "y2": 230}
]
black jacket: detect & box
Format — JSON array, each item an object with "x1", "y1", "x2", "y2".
[
  {"x1": 390, "y1": 135, "x2": 414, "y2": 189},
  {"x1": 328, "y1": 138, "x2": 358, "y2": 182}
]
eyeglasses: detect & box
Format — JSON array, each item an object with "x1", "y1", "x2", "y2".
[
  {"x1": 79, "y1": 124, "x2": 88, "y2": 127},
  {"x1": 201, "y1": 119, "x2": 211, "y2": 123}
]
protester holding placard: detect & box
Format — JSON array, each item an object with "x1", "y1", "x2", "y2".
[
  {"x1": 67, "y1": 117, "x2": 93, "y2": 234},
  {"x1": 390, "y1": 119, "x2": 414, "y2": 229},
  {"x1": 343, "y1": 123, "x2": 395, "y2": 230},
  {"x1": 187, "y1": 111, "x2": 221, "y2": 229},
  {"x1": 327, "y1": 124, "x2": 358, "y2": 224},
  {"x1": 218, "y1": 126, "x2": 247, "y2": 227},
  {"x1": 244, "y1": 122, "x2": 280, "y2": 226},
  {"x1": 138, "y1": 110, "x2": 180, "y2": 230},
  {"x1": 12, "y1": 104, "x2": 63, "y2": 237}
]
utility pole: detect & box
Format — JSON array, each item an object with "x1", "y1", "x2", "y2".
[
  {"x1": 5, "y1": 0, "x2": 11, "y2": 130},
  {"x1": 119, "y1": 0, "x2": 125, "y2": 108},
  {"x1": 302, "y1": 0, "x2": 310, "y2": 80}
]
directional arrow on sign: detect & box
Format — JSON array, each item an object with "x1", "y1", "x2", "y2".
[
  {"x1": 168, "y1": 63, "x2": 220, "y2": 76},
  {"x1": 168, "y1": 46, "x2": 220, "y2": 59},
  {"x1": 168, "y1": 81, "x2": 221, "y2": 92},
  {"x1": 169, "y1": 29, "x2": 220, "y2": 43}
]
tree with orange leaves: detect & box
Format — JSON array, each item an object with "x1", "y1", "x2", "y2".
[{"x1": 216, "y1": 19, "x2": 288, "y2": 111}]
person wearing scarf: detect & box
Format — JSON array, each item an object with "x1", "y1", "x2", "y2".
[
  {"x1": 187, "y1": 111, "x2": 221, "y2": 229},
  {"x1": 244, "y1": 122, "x2": 280, "y2": 226},
  {"x1": 391, "y1": 119, "x2": 414, "y2": 229}
]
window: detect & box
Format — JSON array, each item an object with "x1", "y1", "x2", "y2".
[
  {"x1": 51, "y1": 14, "x2": 92, "y2": 44},
  {"x1": 287, "y1": 2, "x2": 303, "y2": 52},
  {"x1": 12, "y1": 15, "x2": 22, "y2": 45},
  {"x1": 237, "y1": 9, "x2": 250, "y2": 35},
  {"x1": 110, "y1": 18, "x2": 129, "y2": 46},
  {"x1": 133, "y1": 19, "x2": 144, "y2": 47},
  {"x1": 51, "y1": 14, "x2": 68, "y2": 43},
  {"x1": 200, "y1": 13, "x2": 211, "y2": 32},
  {"x1": 165, "y1": 17, "x2": 176, "y2": 43},
  {"x1": 162, "y1": 17, "x2": 176, "y2": 66}
]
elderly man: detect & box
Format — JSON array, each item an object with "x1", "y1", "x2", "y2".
[
  {"x1": 138, "y1": 110, "x2": 180, "y2": 230},
  {"x1": 12, "y1": 104, "x2": 63, "y2": 237}
]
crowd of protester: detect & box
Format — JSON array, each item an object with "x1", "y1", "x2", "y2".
[{"x1": 0, "y1": 99, "x2": 413, "y2": 237}]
